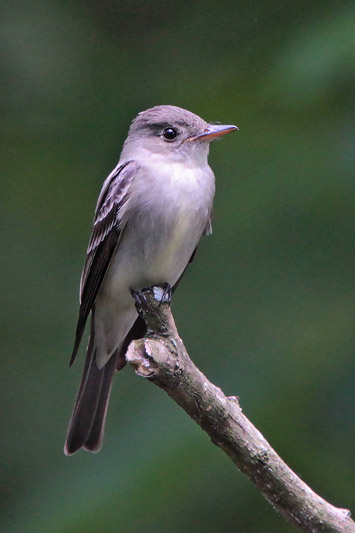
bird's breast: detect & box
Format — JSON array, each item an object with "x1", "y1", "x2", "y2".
[
  {"x1": 134, "y1": 161, "x2": 213, "y2": 244},
  {"x1": 112, "y1": 159, "x2": 215, "y2": 288}
]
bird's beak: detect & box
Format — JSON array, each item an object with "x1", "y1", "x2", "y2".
[{"x1": 187, "y1": 123, "x2": 238, "y2": 142}]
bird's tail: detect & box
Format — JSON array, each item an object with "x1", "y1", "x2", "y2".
[{"x1": 64, "y1": 317, "x2": 118, "y2": 456}]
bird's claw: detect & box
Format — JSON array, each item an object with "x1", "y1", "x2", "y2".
[
  {"x1": 130, "y1": 283, "x2": 172, "y2": 316},
  {"x1": 154, "y1": 282, "x2": 172, "y2": 306},
  {"x1": 130, "y1": 288, "x2": 147, "y2": 315}
]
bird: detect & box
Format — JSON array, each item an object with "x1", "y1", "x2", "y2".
[{"x1": 64, "y1": 105, "x2": 238, "y2": 455}]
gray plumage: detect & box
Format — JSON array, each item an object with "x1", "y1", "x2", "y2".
[{"x1": 64, "y1": 105, "x2": 237, "y2": 455}]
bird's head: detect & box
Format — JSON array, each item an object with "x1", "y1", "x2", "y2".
[{"x1": 121, "y1": 105, "x2": 238, "y2": 165}]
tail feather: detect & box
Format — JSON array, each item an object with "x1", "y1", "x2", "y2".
[
  {"x1": 65, "y1": 314, "x2": 147, "y2": 455},
  {"x1": 64, "y1": 355, "x2": 104, "y2": 455},
  {"x1": 64, "y1": 316, "x2": 114, "y2": 456},
  {"x1": 83, "y1": 352, "x2": 117, "y2": 452}
]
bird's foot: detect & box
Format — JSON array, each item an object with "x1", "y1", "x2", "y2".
[
  {"x1": 130, "y1": 283, "x2": 172, "y2": 316},
  {"x1": 130, "y1": 287, "x2": 150, "y2": 315},
  {"x1": 154, "y1": 282, "x2": 172, "y2": 306}
]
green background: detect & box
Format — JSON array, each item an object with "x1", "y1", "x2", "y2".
[{"x1": 2, "y1": 1, "x2": 354, "y2": 531}]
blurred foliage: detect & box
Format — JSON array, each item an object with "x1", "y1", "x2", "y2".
[{"x1": 1, "y1": 1, "x2": 354, "y2": 532}]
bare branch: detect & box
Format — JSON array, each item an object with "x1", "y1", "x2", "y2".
[{"x1": 126, "y1": 288, "x2": 354, "y2": 533}]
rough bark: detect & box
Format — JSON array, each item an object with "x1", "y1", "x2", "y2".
[{"x1": 126, "y1": 287, "x2": 355, "y2": 533}]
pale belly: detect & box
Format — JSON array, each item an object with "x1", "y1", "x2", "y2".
[
  {"x1": 104, "y1": 208, "x2": 204, "y2": 295},
  {"x1": 93, "y1": 208, "x2": 207, "y2": 368}
]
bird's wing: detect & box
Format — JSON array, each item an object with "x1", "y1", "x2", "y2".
[{"x1": 70, "y1": 160, "x2": 138, "y2": 365}]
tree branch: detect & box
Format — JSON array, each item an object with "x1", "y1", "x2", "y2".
[{"x1": 126, "y1": 287, "x2": 355, "y2": 533}]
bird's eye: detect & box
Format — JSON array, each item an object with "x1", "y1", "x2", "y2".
[{"x1": 162, "y1": 127, "x2": 178, "y2": 141}]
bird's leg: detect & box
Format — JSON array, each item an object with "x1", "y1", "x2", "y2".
[
  {"x1": 130, "y1": 283, "x2": 172, "y2": 316},
  {"x1": 130, "y1": 287, "x2": 149, "y2": 316},
  {"x1": 130, "y1": 283, "x2": 173, "y2": 336}
]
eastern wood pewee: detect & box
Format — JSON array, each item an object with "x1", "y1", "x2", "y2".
[{"x1": 65, "y1": 105, "x2": 237, "y2": 455}]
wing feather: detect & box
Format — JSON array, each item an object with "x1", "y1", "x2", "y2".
[{"x1": 70, "y1": 160, "x2": 137, "y2": 365}]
